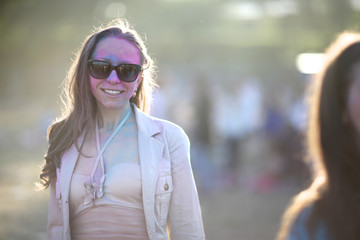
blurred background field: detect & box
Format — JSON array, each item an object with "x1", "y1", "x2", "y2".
[{"x1": 1, "y1": 0, "x2": 360, "y2": 239}]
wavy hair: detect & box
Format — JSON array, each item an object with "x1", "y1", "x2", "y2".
[
  {"x1": 277, "y1": 32, "x2": 360, "y2": 240},
  {"x1": 38, "y1": 19, "x2": 156, "y2": 189}
]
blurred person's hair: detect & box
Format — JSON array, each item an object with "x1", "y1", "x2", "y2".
[
  {"x1": 38, "y1": 18, "x2": 156, "y2": 189},
  {"x1": 277, "y1": 32, "x2": 360, "y2": 240}
]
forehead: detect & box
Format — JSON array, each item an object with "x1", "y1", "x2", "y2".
[{"x1": 91, "y1": 36, "x2": 141, "y2": 64}]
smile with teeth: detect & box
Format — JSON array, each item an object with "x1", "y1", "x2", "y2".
[{"x1": 103, "y1": 89, "x2": 122, "y2": 95}]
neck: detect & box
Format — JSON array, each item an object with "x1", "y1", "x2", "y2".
[{"x1": 97, "y1": 102, "x2": 131, "y2": 132}]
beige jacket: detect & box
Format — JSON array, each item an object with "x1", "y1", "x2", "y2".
[{"x1": 47, "y1": 105, "x2": 205, "y2": 240}]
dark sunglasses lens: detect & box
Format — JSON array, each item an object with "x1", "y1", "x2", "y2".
[
  {"x1": 117, "y1": 65, "x2": 140, "y2": 82},
  {"x1": 89, "y1": 61, "x2": 111, "y2": 79}
]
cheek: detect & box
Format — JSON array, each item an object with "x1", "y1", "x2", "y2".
[{"x1": 127, "y1": 81, "x2": 140, "y2": 93}]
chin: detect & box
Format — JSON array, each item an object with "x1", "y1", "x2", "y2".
[
  {"x1": 104, "y1": 105, "x2": 124, "y2": 110},
  {"x1": 100, "y1": 101, "x2": 128, "y2": 110}
]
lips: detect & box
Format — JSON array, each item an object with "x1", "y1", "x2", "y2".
[{"x1": 102, "y1": 89, "x2": 123, "y2": 95}]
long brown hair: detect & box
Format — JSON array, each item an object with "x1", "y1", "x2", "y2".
[
  {"x1": 277, "y1": 32, "x2": 360, "y2": 240},
  {"x1": 39, "y1": 19, "x2": 156, "y2": 189}
]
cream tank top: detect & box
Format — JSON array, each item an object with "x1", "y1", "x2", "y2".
[{"x1": 69, "y1": 109, "x2": 149, "y2": 240}]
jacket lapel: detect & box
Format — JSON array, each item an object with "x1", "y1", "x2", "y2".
[
  {"x1": 60, "y1": 134, "x2": 84, "y2": 237},
  {"x1": 134, "y1": 105, "x2": 164, "y2": 238},
  {"x1": 60, "y1": 134, "x2": 84, "y2": 198}
]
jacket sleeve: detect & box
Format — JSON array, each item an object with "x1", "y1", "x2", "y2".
[
  {"x1": 47, "y1": 178, "x2": 64, "y2": 240},
  {"x1": 166, "y1": 124, "x2": 206, "y2": 240}
]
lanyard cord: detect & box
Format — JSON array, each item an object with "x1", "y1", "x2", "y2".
[{"x1": 90, "y1": 107, "x2": 132, "y2": 183}]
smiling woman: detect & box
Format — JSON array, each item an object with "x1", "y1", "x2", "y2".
[{"x1": 38, "y1": 18, "x2": 205, "y2": 240}]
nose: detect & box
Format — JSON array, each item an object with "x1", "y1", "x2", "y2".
[{"x1": 106, "y1": 70, "x2": 121, "y2": 84}]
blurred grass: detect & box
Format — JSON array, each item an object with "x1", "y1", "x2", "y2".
[
  {"x1": 201, "y1": 189, "x2": 297, "y2": 240},
  {"x1": 0, "y1": 152, "x2": 48, "y2": 240}
]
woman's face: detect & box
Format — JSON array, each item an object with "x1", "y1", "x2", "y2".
[
  {"x1": 347, "y1": 63, "x2": 360, "y2": 135},
  {"x1": 89, "y1": 36, "x2": 142, "y2": 112}
]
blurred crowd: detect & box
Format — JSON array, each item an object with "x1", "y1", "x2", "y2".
[{"x1": 151, "y1": 71, "x2": 311, "y2": 194}]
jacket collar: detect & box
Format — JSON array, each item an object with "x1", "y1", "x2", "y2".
[
  {"x1": 132, "y1": 103, "x2": 161, "y2": 137},
  {"x1": 60, "y1": 104, "x2": 162, "y2": 193},
  {"x1": 61, "y1": 105, "x2": 161, "y2": 195}
]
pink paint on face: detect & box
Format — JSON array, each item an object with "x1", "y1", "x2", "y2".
[
  {"x1": 347, "y1": 64, "x2": 360, "y2": 135},
  {"x1": 90, "y1": 37, "x2": 142, "y2": 113}
]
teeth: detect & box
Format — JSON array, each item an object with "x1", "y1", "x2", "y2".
[{"x1": 104, "y1": 89, "x2": 121, "y2": 95}]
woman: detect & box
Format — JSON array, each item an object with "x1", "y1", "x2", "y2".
[
  {"x1": 39, "y1": 19, "x2": 205, "y2": 240},
  {"x1": 277, "y1": 32, "x2": 360, "y2": 240}
]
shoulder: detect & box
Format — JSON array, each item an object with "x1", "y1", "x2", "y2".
[
  {"x1": 289, "y1": 205, "x2": 329, "y2": 240},
  {"x1": 155, "y1": 117, "x2": 187, "y2": 136},
  {"x1": 151, "y1": 116, "x2": 190, "y2": 146},
  {"x1": 293, "y1": 205, "x2": 313, "y2": 228},
  {"x1": 287, "y1": 205, "x2": 313, "y2": 240},
  {"x1": 134, "y1": 106, "x2": 189, "y2": 145}
]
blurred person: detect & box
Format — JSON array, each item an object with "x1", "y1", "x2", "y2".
[
  {"x1": 213, "y1": 78, "x2": 264, "y2": 187},
  {"x1": 190, "y1": 74, "x2": 215, "y2": 192},
  {"x1": 38, "y1": 19, "x2": 205, "y2": 240},
  {"x1": 277, "y1": 32, "x2": 360, "y2": 240}
]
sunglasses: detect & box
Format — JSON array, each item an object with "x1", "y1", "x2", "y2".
[{"x1": 87, "y1": 60, "x2": 142, "y2": 82}]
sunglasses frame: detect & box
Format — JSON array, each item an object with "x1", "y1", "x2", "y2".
[{"x1": 87, "y1": 59, "x2": 143, "y2": 82}]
